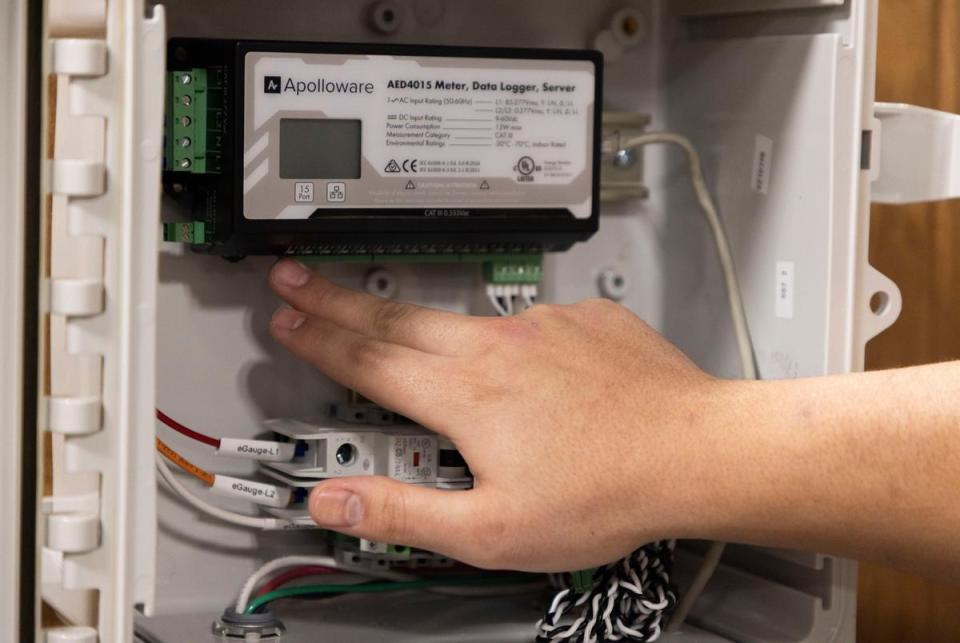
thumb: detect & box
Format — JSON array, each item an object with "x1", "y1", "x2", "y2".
[{"x1": 308, "y1": 477, "x2": 479, "y2": 558}]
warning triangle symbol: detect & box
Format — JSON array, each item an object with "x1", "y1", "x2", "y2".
[
  {"x1": 405, "y1": 180, "x2": 416, "y2": 190},
  {"x1": 384, "y1": 159, "x2": 402, "y2": 173},
  {"x1": 479, "y1": 180, "x2": 491, "y2": 190}
]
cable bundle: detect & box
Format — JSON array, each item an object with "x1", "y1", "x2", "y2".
[{"x1": 536, "y1": 541, "x2": 676, "y2": 643}]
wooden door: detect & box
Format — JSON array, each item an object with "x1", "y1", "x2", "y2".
[{"x1": 858, "y1": 1, "x2": 960, "y2": 640}]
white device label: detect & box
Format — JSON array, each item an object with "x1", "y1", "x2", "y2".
[
  {"x1": 243, "y1": 52, "x2": 597, "y2": 220},
  {"x1": 776, "y1": 261, "x2": 795, "y2": 319},
  {"x1": 388, "y1": 435, "x2": 437, "y2": 483},
  {"x1": 751, "y1": 134, "x2": 774, "y2": 195}
]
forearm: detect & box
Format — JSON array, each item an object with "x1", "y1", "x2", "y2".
[{"x1": 695, "y1": 362, "x2": 960, "y2": 581}]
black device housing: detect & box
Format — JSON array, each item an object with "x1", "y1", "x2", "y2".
[{"x1": 164, "y1": 38, "x2": 604, "y2": 258}]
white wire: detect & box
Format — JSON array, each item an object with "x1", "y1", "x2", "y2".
[
  {"x1": 155, "y1": 453, "x2": 290, "y2": 532},
  {"x1": 486, "y1": 285, "x2": 510, "y2": 317},
  {"x1": 521, "y1": 284, "x2": 538, "y2": 309},
  {"x1": 620, "y1": 133, "x2": 757, "y2": 382},
  {"x1": 235, "y1": 555, "x2": 416, "y2": 614},
  {"x1": 619, "y1": 132, "x2": 758, "y2": 633}
]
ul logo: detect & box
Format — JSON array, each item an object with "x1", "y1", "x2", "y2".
[
  {"x1": 264, "y1": 76, "x2": 282, "y2": 94},
  {"x1": 516, "y1": 156, "x2": 536, "y2": 176}
]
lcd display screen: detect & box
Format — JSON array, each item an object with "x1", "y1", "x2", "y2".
[{"x1": 279, "y1": 118, "x2": 362, "y2": 179}]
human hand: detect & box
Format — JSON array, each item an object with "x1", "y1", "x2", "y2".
[{"x1": 268, "y1": 259, "x2": 738, "y2": 572}]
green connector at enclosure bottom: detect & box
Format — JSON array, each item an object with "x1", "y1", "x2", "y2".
[{"x1": 163, "y1": 221, "x2": 206, "y2": 244}]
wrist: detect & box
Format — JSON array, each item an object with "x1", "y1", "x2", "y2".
[{"x1": 659, "y1": 377, "x2": 786, "y2": 544}]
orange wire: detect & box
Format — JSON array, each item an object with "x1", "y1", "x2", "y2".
[{"x1": 156, "y1": 438, "x2": 215, "y2": 486}]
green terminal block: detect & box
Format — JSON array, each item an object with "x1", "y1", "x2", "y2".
[
  {"x1": 166, "y1": 68, "x2": 224, "y2": 174},
  {"x1": 163, "y1": 221, "x2": 206, "y2": 245},
  {"x1": 386, "y1": 544, "x2": 412, "y2": 560},
  {"x1": 333, "y1": 534, "x2": 412, "y2": 561},
  {"x1": 571, "y1": 568, "x2": 596, "y2": 594},
  {"x1": 482, "y1": 255, "x2": 545, "y2": 285}
]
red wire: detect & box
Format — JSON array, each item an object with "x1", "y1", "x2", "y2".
[
  {"x1": 156, "y1": 409, "x2": 221, "y2": 448},
  {"x1": 256, "y1": 566, "x2": 340, "y2": 597}
]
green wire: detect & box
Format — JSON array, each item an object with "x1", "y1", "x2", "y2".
[{"x1": 245, "y1": 574, "x2": 541, "y2": 614}]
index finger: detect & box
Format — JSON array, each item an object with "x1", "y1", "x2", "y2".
[{"x1": 270, "y1": 260, "x2": 481, "y2": 355}]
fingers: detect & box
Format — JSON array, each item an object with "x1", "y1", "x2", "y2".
[
  {"x1": 270, "y1": 260, "x2": 479, "y2": 355},
  {"x1": 270, "y1": 308, "x2": 450, "y2": 424},
  {"x1": 309, "y1": 477, "x2": 495, "y2": 566}
]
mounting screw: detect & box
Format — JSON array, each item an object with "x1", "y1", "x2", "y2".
[
  {"x1": 179, "y1": 159, "x2": 192, "y2": 170},
  {"x1": 613, "y1": 148, "x2": 636, "y2": 168},
  {"x1": 180, "y1": 73, "x2": 192, "y2": 85},
  {"x1": 365, "y1": 268, "x2": 398, "y2": 299},
  {"x1": 369, "y1": 1, "x2": 402, "y2": 34},
  {"x1": 598, "y1": 268, "x2": 630, "y2": 301}
]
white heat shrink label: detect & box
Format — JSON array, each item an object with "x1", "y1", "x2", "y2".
[
  {"x1": 212, "y1": 475, "x2": 292, "y2": 508},
  {"x1": 243, "y1": 52, "x2": 597, "y2": 219},
  {"x1": 775, "y1": 261, "x2": 795, "y2": 319},
  {"x1": 217, "y1": 438, "x2": 296, "y2": 462}
]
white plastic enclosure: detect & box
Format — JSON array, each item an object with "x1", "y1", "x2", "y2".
[{"x1": 27, "y1": 0, "x2": 915, "y2": 642}]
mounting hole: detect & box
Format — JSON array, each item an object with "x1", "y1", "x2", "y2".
[
  {"x1": 611, "y1": 8, "x2": 647, "y2": 47},
  {"x1": 365, "y1": 268, "x2": 398, "y2": 299},
  {"x1": 870, "y1": 291, "x2": 890, "y2": 316},
  {"x1": 336, "y1": 443, "x2": 358, "y2": 467},
  {"x1": 370, "y1": 1, "x2": 403, "y2": 34},
  {"x1": 598, "y1": 268, "x2": 630, "y2": 301}
]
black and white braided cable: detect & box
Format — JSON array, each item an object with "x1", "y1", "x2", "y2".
[{"x1": 536, "y1": 541, "x2": 677, "y2": 643}]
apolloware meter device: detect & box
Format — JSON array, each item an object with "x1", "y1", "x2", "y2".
[{"x1": 163, "y1": 40, "x2": 603, "y2": 257}]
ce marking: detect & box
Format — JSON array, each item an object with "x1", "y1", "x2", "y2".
[{"x1": 402, "y1": 159, "x2": 418, "y2": 173}]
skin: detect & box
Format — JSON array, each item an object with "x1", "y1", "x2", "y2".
[{"x1": 268, "y1": 259, "x2": 960, "y2": 582}]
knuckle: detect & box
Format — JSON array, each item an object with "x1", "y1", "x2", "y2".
[
  {"x1": 521, "y1": 302, "x2": 557, "y2": 319},
  {"x1": 370, "y1": 301, "x2": 414, "y2": 338},
  {"x1": 577, "y1": 297, "x2": 623, "y2": 320},
  {"x1": 347, "y1": 339, "x2": 388, "y2": 369},
  {"x1": 373, "y1": 484, "x2": 410, "y2": 543},
  {"x1": 478, "y1": 314, "x2": 543, "y2": 346},
  {"x1": 465, "y1": 376, "x2": 509, "y2": 407},
  {"x1": 304, "y1": 279, "x2": 338, "y2": 310},
  {"x1": 583, "y1": 297, "x2": 620, "y2": 312},
  {"x1": 467, "y1": 518, "x2": 513, "y2": 569}
]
